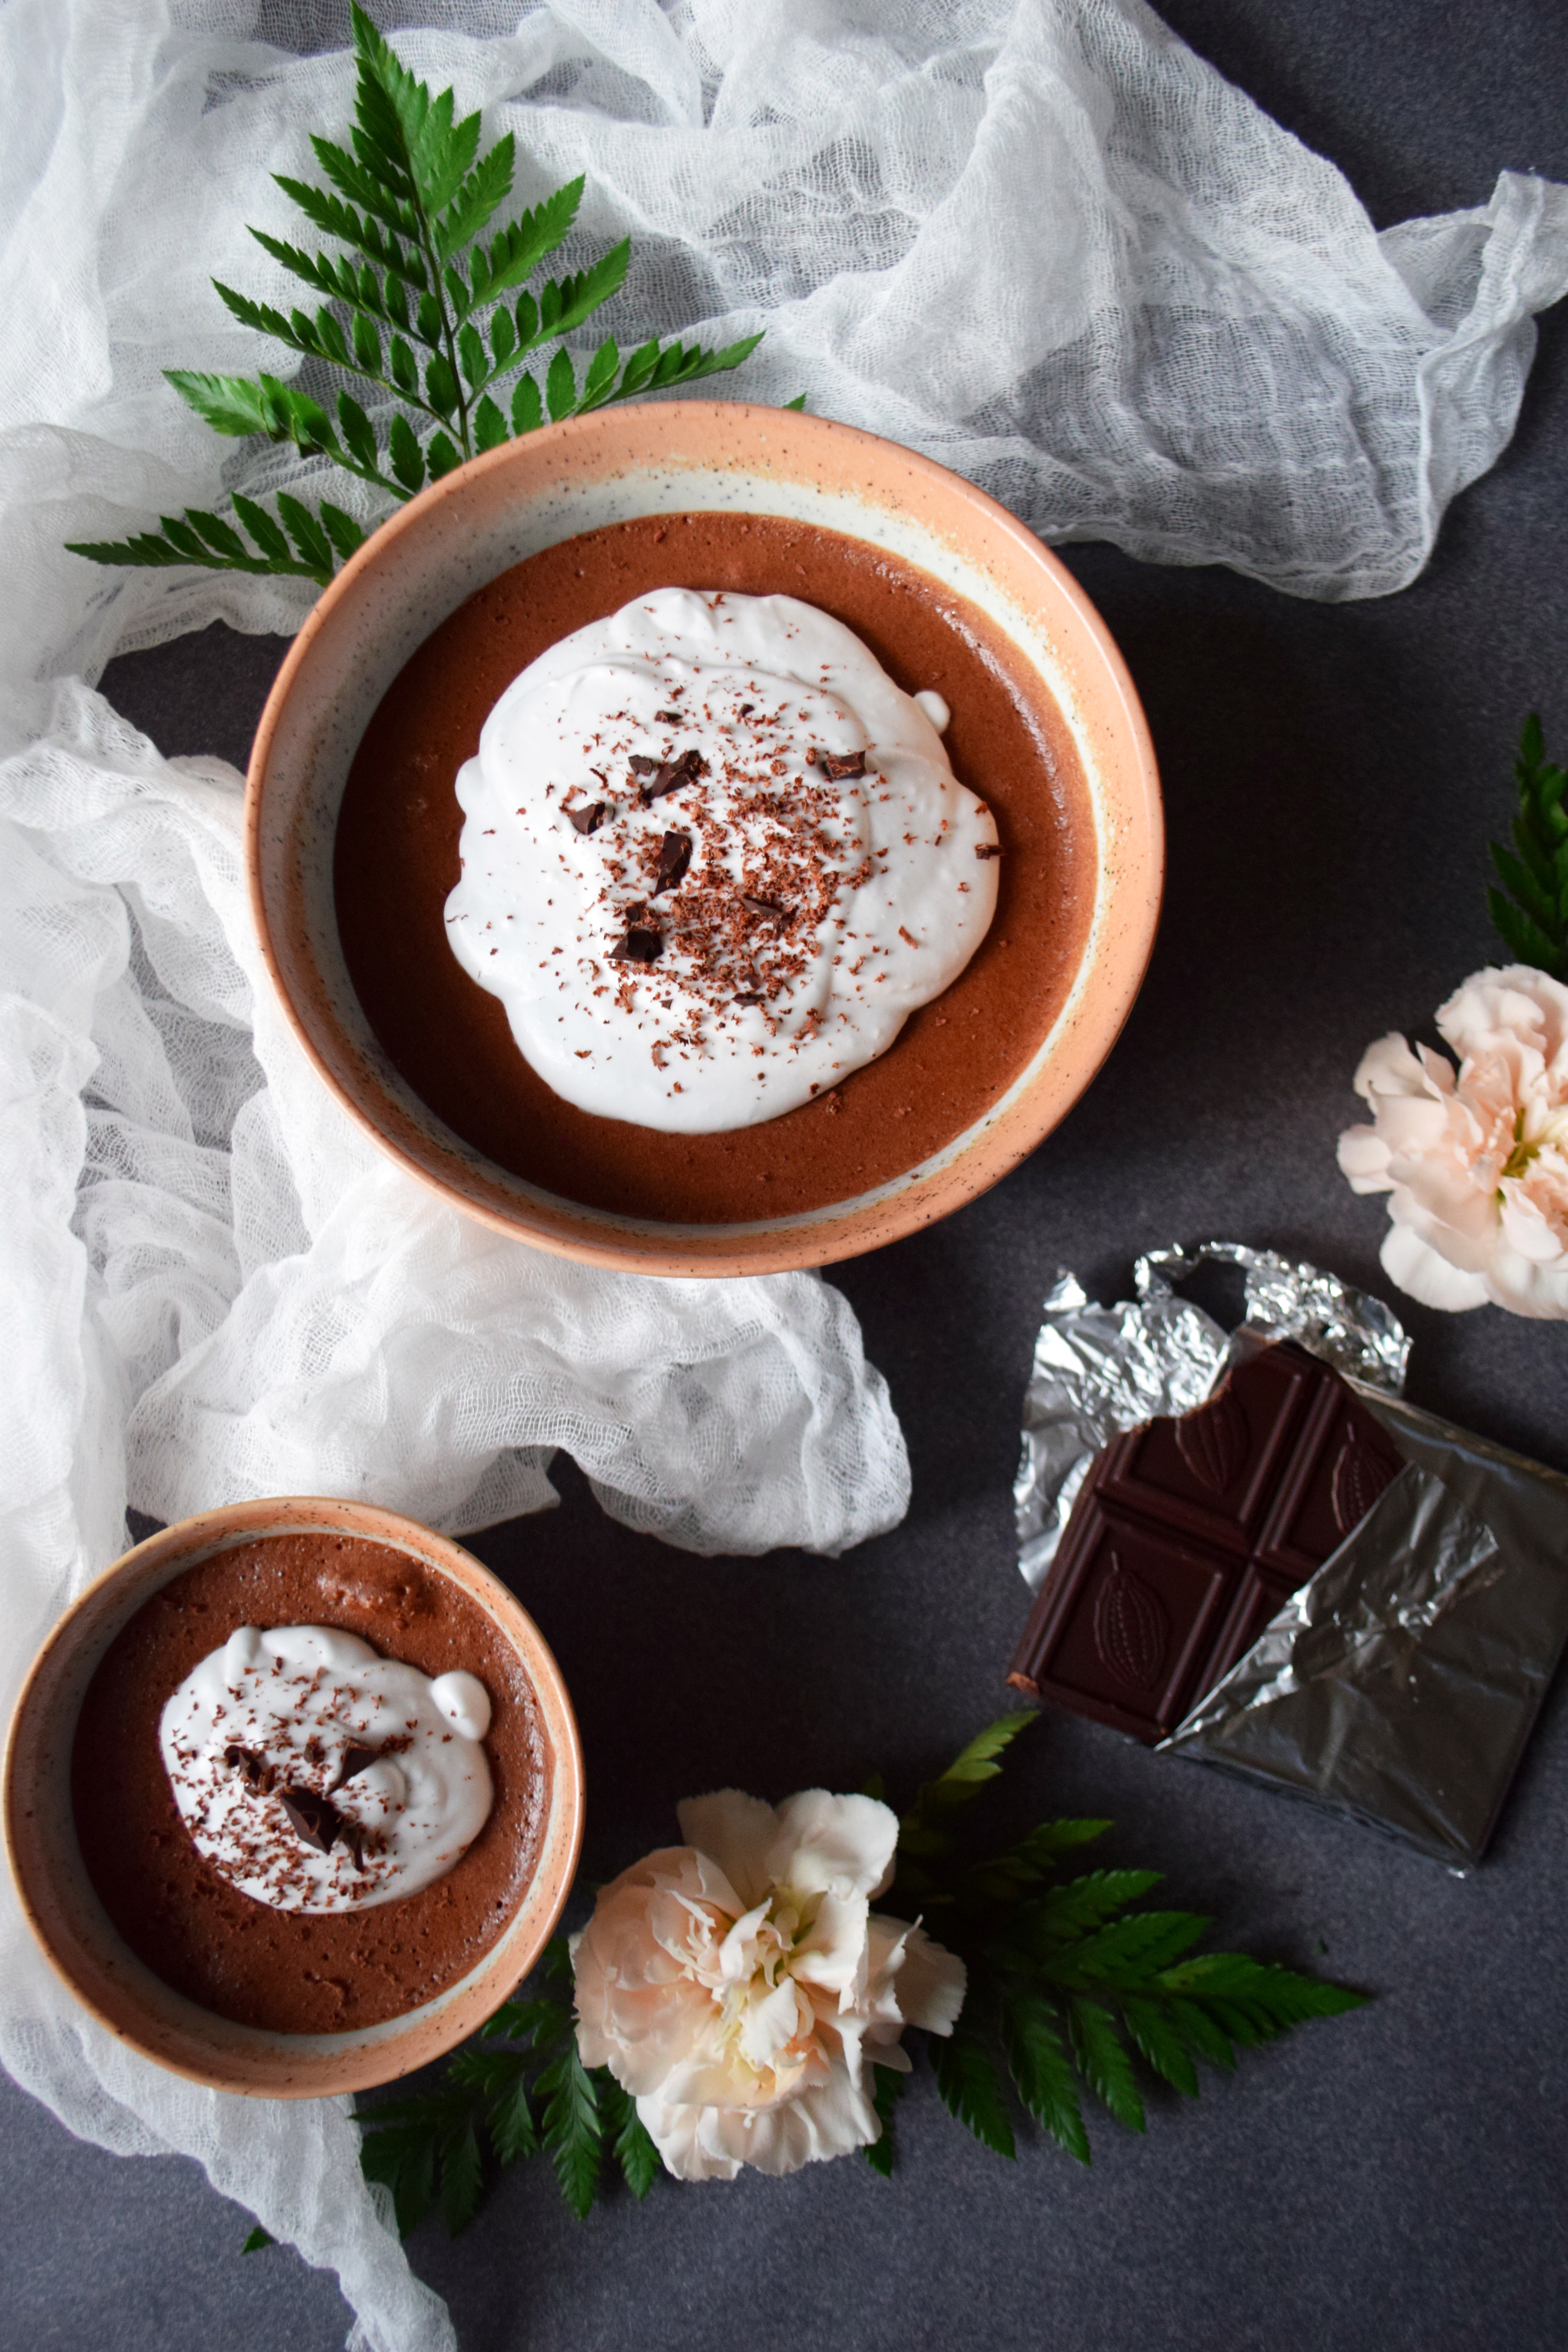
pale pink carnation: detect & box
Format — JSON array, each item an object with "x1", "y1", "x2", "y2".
[
  {"x1": 1338, "y1": 964, "x2": 1568, "y2": 1317},
  {"x1": 572, "y1": 1788, "x2": 965, "y2": 2181}
]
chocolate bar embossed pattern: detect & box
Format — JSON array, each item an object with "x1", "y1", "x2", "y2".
[{"x1": 1008, "y1": 1342, "x2": 1403, "y2": 1742}]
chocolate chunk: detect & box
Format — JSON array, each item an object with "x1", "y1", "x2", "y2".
[
  {"x1": 610, "y1": 926, "x2": 663, "y2": 965},
  {"x1": 655, "y1": 708, "x2": 683, "y2": 723},
  {"x1": 224, "y1": 1745, "x2": 275, "y2": 1795},
  {"x1": 334, "y1": 1819, "x2": 370, "y2": 1873},
  {"x1": 975, "y1": 842, "x2": 1003, "y2": 859},
  {"x1": 1007, "y1": 1341, "x2": 1403, "y2": 1744},
  {"x1": 642, "y1": 748, "x2": 708, "y2": 803},
  {"x1": 627, "y1": 755, "x2": 660, "y2": 777},
  {"x1": 653, "y1": 830, "x2": 693, "y2": 894},
  {"x1": 333, "y1": 1744, "x2": 381, "y2": 1789},
  {"x1": 278, "y1": 1788, "x2": 343, "y2": 1854},
  {"x1": 741, "y1": 895, "x2": 792, "y2": 922},
  {"x1": 566, "y1": 800, "x2": 609, "y2": 835},
  {"x1": 814, "y1": 749, "x2": 869, "y2": 781},
  {"x1": 733, "y1": 990, "x2": 766, "y2": 1005}
]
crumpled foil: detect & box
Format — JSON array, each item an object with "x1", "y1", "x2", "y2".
[{"x1": 1014, "y1": 1242, "x2": 1568, "y2": 1869}]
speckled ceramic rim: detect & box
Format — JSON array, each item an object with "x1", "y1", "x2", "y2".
[
  {"x1": 247, "y1": 401, "x2": 1162, "y2": 1276},
  {"x1": 4, "y1": 1499, "x2": 585, "y2": 2100}
]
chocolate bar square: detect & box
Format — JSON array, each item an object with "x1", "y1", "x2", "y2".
[{"x1": 1008, "y1": 1341, "x2": 1403, "y2": 1744}]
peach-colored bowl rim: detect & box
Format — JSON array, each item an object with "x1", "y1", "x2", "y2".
[
  {"x1": 4, "y1": 1498, "x2": 584, "y2": 2099},
  {"x1": 246, "y1": 400, "x2": 1162, "y2": 1278}
]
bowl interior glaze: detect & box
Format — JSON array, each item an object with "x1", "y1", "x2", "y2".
[
  {"x1": 4, "y1": 1499, "x2": 584, "y2": 2099},
  {"x1": 248, "y1": 402, "x2": 1162, "y2": 1275}
]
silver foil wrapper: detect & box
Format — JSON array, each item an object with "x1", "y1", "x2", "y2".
[{"x1": 1014, "y1": 1241, "x2": 1568, "y2": 1869}]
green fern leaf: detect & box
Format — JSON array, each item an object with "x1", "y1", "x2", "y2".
[
  {"x1": 546, "y1": 346, "x2": 577, "y2": 422},
  {"x1": 577, "y1": 336, "x2": 621, "y2": 411},
  {"x1": 163, "y1": 369, "x2": 272, "y2": 439},
  {"x1": 1051, "y1": 1908, "x2": 1211, "y2": 1989},
  {"x1": 490, "y1": 2074, "x2": 540, "y2": 2165},
  {"x1": 185, "y1": 510, "x2": 248, "y2": 560},
  {"x1": 1017, "y1": 1869, "x2": 1166, "y2": 1944},
  {"x1": 274, "y1": 493, "x2": 333, "y2": 574},
  {"x1": 1001, "y1": 1990, "x2": 1090, "y2": 2163},
  {"x1": 426, "y1": 431, "x2": 462, "y2": 480},
  {"x1": 388, "y1": 413, "x2": 425, "y2": 492},
  {"x1": 473, "y1": 394, "x2": 508, "y2": 453},
  {"x1": 424, "y1": 350, "x2": 461, "y2": 418},
  {"x1": 511, "y1": 373, "x2": 543, "y2": 435},
  {"x1": 307, "y1": 132, "x2": 415, "y2": 240},
  {"x1": 229, "y1": 494, "x2": 291, "y2": 563},
  {"x1": 439, "y1": 2117, "x2": 483, "y2": 2237},
  {"x1": 469, "y1": 179, "x2": 583, "y2": 307},
  {"x1": 933, "y1": 2021, "x2": 1016, "y2": 2160},
  {"x1": 536, "y1": 2038, "x2": 603, "y2": 2219},
  {"x1": 599, "y1": 2075, "x2": 661, "y2": 2199},
  {"x1": 1119, "y1": 1993, "x2": 1201, "y2": 2096},
  {"x1": 319, "y1": 502, "x2": 366, "y2": 563},
  {"x1": 898, "y1": 1712, "x2": 1036, "y2": 1860},
  {"x1": 436, "y1": 133, "x2": 515, "y2": 262},
  {"x1": 1066, "y1": 1997, "x2": 1144, "y2": 2132}
]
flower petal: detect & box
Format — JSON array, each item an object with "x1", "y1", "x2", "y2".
[
  {"x1": 676, "y1": 1790, "x2": 779, "y2": 1910},
  {"x1": 1380, "y1": 1218, "x2": 1489, "y2": 1310},
  {"x1": 763, "y1": 1789, "x2": 898, "y2": 1902}
]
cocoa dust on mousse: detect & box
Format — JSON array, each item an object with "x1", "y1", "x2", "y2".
[
  {"x1": 334, "y1": 513, "x2": 1097, "y2": 1221},
  {"x1": 72, "y1": 1534, "x2": 548, "y2": 2035}
]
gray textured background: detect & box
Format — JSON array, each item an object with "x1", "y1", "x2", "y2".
[{"x1": 5, "y1": 2, "x2": 1568, "y2": 2346}]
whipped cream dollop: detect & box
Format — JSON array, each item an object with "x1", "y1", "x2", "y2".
[
  {"x1": 158, "y1": 1625, "x2": 494, "y2": 1914},
  {"x1": 443, "y1": 588, "x2": 1001, "y2": 1132}
]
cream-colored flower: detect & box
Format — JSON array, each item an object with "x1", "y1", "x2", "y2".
[
  {"x1": 572, "y1": 1788, "x2": 966, "y2": 2181},
  {"x1": 1338, "y1": 964, "x2": 1568, "y2": 1317}
]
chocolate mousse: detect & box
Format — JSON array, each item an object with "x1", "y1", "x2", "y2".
[
  {"x1": 71, "y1": 1532, "x2": 548, "y2": 2034},
  {"x1": 334, "y1": 511, "x2": 1097, "y2": 1222}
]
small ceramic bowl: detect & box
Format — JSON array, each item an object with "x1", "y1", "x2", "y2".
[
  {"x1": 4, "y1": 1498, "x2": 584, "y2": 2099},
  {"x1": 248, "y1": 401, "x2": 1161, "y2": 1276}
]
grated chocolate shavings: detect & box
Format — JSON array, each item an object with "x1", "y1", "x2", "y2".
[{"x1": 814, "y1": 749, "x2": 869, "y2": 781}]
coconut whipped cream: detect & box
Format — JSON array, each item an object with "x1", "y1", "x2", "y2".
[
  {"x1": 443, "y1": 588, "x2": 1002, "y2": 1132},
  {"x1": 158, "y1": 1625, "x2": 494, "y2": 1914}
]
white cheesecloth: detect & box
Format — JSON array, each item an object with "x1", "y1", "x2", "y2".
[{"x1": 2, "y1": 3, "x2": 1565, "y2": 2347}]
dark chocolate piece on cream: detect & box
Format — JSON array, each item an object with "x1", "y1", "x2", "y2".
[
  {"x1": 734, "y1": 990, "x2": 765, "y2": 1005},
  {"x1": 224, "y1": 1744, "x2": 275, "y2": 1795},
  {"x1": 336, "y1": 1820, "x2": 371, "y2": 1873},
  {"x1": 610, "y1": 926, "x2": 664, "y2": 965},
  {"x1": 1007, "y1": 1341, "x2": 1403, "y2": 1743},
  {"x1": 741, "y1": 895, "x2": 792, "y2": 922},
  {"x1": 975, "y1": 842, "x2": 1003, "y2": 859},
  {"x1": 335, "y1": 1744, "x2": 381, "y2": 1788},
  {"x1": 655, "y1": 708, "x2": 683, "y2": 723},
  {"x1": 642, "y1": 748, "x2": 708, "y2": 802},
  {"x1": 279, "y1": 1788, "x2": 344, "y2": 1854},
  {"x1": 566, "y1": 800, "x2": 608, "y2": 835},
  {"x1": 815, "y1": 749, "x2": 869, "y2": 780},
  {"x1": 653, "y1": 831, "x2": 693, "y2": 893},
  {"x1": 627, "y1": 755, "x2": 659, "y2": 777}
]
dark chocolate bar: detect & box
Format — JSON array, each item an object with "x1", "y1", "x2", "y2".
[{"x1": 1007, "y1": 1340, "x2": 1404, "y2": 1742}]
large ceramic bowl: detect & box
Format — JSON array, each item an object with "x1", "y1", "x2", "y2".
[
  {"x1": 248, "y1": 402, "x2": 1161, "y2": 1276},
  {"x1": 4, "y1": 1498, "x2": 584, "y2": 2099}
]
